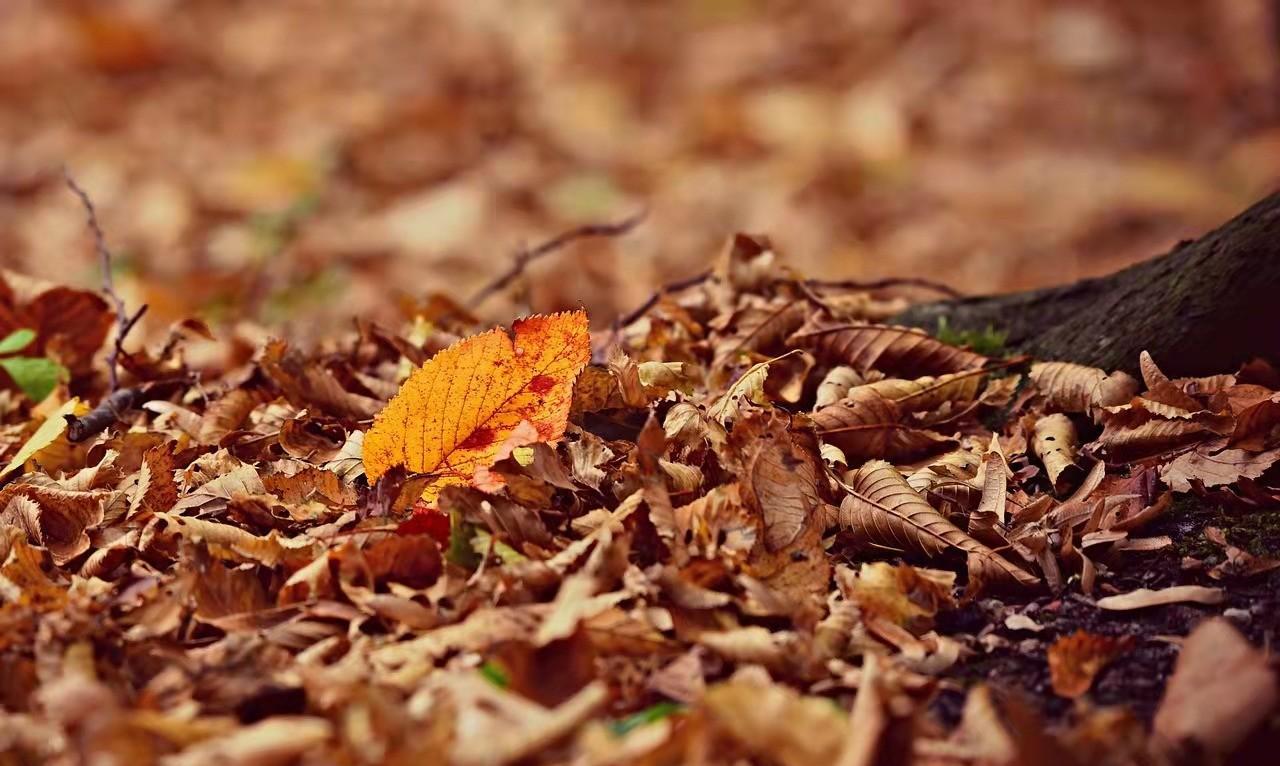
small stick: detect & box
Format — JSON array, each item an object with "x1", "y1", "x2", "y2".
[
  {"x1": 467, "y1": 210, "x2": 647, "y2": 309},
  {"x1": 64, "y1": 169, "x2": 149, "y2": 391},
  {"x1": 64, "y1": 387, "x2": 143, "y2": 443},
  {"x1": 805, "y1": 276, "x2": 964, "y2": 299},
  {"x1": 611, "y1": 268, "x2": 713, "y2": 332}
]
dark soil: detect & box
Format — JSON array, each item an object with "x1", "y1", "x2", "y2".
[{"x1": 932, "y1": 496, "x2": 1280, "y2": 728}]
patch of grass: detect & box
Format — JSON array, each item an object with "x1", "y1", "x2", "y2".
[
  {"x1": 936, "y1": 317, "x2": 1008, "y2": 356},
  {"x1": 607, "y1": 701, "x2": 684, "y2": 736}
]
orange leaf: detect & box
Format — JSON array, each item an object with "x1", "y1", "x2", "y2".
[
  {"x1": 1047, "y1": 630, "x2": 1133, "y2": 698},
  {"x1": 363, "y1": 311, "x2": 590, "y2": 503}
]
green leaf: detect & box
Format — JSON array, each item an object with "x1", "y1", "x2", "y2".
[
  {"x1": 471, "y1": 529, "x2": 527, "y2": 565},
  {"x1": 479, "y1": 661, "x2": 510, "y2": 688},
  {"x1": 0, "y1": 356, "x2": 67, "y2": 403},
  {"x1": 607, "y1": 702, "x2": 684, "y2": 736},
  {"x1": 0, "y1": 328, "x2": 36, "y2": 355},
  {"x1": 2, "y1": 397, "x2": 78, "y2": 478}
]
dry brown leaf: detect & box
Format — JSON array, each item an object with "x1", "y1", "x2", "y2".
[
  {"x1": 1094, "y1": 585, "x2": 1224, "y2": 610},
  {"x1": 1030, "y1": 362, "x2": 1139, "y2": 415},
  {"x1": 162, "y1": 716, "x2": 334, "y2": 766},
  {"x1": 1159, "y1": 441, "x2": 1280, "y2": 493},
  {"x1": 260, "y1": 339, "x2": 382, "y2": 420},
  {"x1": 444, "y1": 675, "x2": 608, "y2": 766},
  {"x1": 814, "y1": 388, "x2": 956, "y2": 463},
  {"x1": 1096, "y1": 416, "x2": 1213, "y2": 463},
  {"x1": 703, "y1": 676, "x2": 847, "y2": 766},
  {"x1": 707, "y1": 350, "x2": 802, "y2": 426},
  {"x1": 840, "y1": 461, "x2": 1038, "y2": 589},
  {"x1": 710, "y1": 296, "x2": 809, "y2": 376},
  {"x1": 728, "y1": 411, "x2": 823, "y2": 552},
  {"x1": 847, "y1": 561, "x2": 955, "y2": 633},
  {"x1": 1032, "y1": 413, "x2": 1080, "y2": 493},
  {"x1": 1230, "y1": 391, "x2": 1280, "y2": 450},
  {"x1": 815, "y1": 366, "x2": 866, "y2": 409},
  {"x1": 858, "y1": 369, "x2": 987, "y2": 413},
  {"x1": 789, "y1": 316, "x2": 987, "y2": 377},
  {"x1": 1153, "y1": 618, "x2": 1278, "y2": 759}
]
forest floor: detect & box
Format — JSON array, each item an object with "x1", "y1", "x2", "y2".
[{"x1": 1, "y1": 2, "x2": 1279, "y2": 765}]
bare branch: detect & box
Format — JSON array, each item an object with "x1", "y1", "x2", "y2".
[
  {"x1": 467, "y1": 209, "x2": 647, "y2": 309},
  {"x1": 64, "y1": 168, "x2": 148, "y2": 390}
]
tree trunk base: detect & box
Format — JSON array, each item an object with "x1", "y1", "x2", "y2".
[{"x1": 892, "y1": 192, "x2": 1280, "y2": 377}]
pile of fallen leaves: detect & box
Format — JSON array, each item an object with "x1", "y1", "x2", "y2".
[{"x1": 0, "y1": 236, "x2": 1278, "y2": 765}]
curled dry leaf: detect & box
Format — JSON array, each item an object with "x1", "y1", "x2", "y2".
[
  {"x1": 840, "y1": 460, "x2": 1038, "y2": 589},
  {"x1": 847, "y1": 561, "x2": 955, "y2": 633},
  {"x1": 729, "y1": 411, "x2": 823, "y2": 552},
  {"x1": 363, "y1": 311, "x2": 590, "y2": 503},
  {"x1": 789, "y1": 316, "x2": 987, "y2": 377},
  {"x1": 815, "y1": 365, "x2": 865, "y2": 409},
  {"x1": 813, "y1": 388, "x2": 956, "y2": 463},
  {"x1": 1047, "y1": 630, "x2": 1134, "y2": 698},
  {"x1": 1032, "y1": 413, "x2": 1080, "y2": 493},
  {"x1": 857, "y1": 369, "x2": 987, "y2": 414},
  {"x1": 260, "y1": 339, "x2": 382, "y2": 420},
  {"x1": 1230, "y1": 391, "x2": 1280, "y2": 449},
  {"x1": 1096, "y1": 416, "x2": 1213, "y2": 463},
  {"x1": 1030, "y1": 362, "x2": 1139, "y2": 416},
  {"x1": 707, "y1": 350, "x2": 801, "y2": 426},
  {"x1": 1094, "y1": 585, "x2": 1224, "y2": 610},
  {"x1": 0, "y1": 484, "x2": 109, "y2": 565}
]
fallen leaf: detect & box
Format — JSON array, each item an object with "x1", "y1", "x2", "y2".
[
  {"x1": 2, "y1": 398, "x2": 80, "y2": 478},
  {"x1": 815, "y1": 366, "x2": 865, "y2": 408},
  {"x1": 728, "y1": 411, "x2": 823, "y2": 552},
  {"x1": 1153, "y1": 618, "x2": 1278, "y2": 759},
  {"x1": 1094, "y1": 585, "x2": 1224, "y2": 610},
  {"x1": 813, "y1": 388, "x2": 956, "y2": 462},
  {"x1": 1032, "y1": 413, "x2": 1080, "y2": 493},
  {"x1": 840, "y1": 460, "x2": 1038, "y2": 589},
  {"x1": 1159, "y1": 441, "x2": 1280, "y2": 493},
  {"x1": 363, "y1": 311, "x2": 590, "y2": 503},
  {"x1": 1047, "y1": 630, "x2": 1134, "y2": 698},
  {"x1": 703, "y1": 676, "x2": 847, "y2": 766},
  {"x1": 790, "y1": 318, "x2": 987, "y2": 376},
  {"x1": 1030, "y1": 362, "x2": 1139, "y2": 416}
]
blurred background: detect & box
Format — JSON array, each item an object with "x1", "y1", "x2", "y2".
[{"x1": 2, "y1": 0, "x2": 1279, "y2": 341}]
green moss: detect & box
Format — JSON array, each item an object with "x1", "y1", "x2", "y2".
[
  {"x1": 1223, "y1": 510, "x2": 1280, "y2": 558},
  {"x1": 1164, "y1": 495, "x2": 1280, "y2": 560},
  {"x1": 935, "y1": 317, "x2": 1008, "y2": 357}
]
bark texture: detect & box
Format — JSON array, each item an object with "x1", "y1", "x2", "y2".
[{"x1": 893, "y1": 192, "x2": 1280, "y2": 377}]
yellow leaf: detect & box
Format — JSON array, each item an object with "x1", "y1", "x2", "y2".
[
  {"x1": 363, "y1": 311, "x2": 590, "y2": 503},
  {"x1": 2, "y1": 397, "x2": 80, "y2": 478}
]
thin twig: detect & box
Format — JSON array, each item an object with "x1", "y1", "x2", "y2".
[
  {"x1": 804, "y1": 276, "x2": 964, "y2": 299},
  {"x1": 64, "y1": 169, "x2": 148, "y2": 390},
  {"x1": 466, "y1": 209, "x2": 648, "y2": 309},
  {"x1": 611, "y1": 268, "x2": 713, "y2": 332}
]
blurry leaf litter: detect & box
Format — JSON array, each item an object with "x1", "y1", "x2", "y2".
[{"x1": 1, "y1": 234, "x2": 1279, "y2": 764}]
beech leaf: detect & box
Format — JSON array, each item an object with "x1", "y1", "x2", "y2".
[
  {"x1": 363, "y1": 311, "x2": 590, "y2": 503},
  {"x1": 840, "y1": 460, "x2": 1039, "y2": 589}
]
